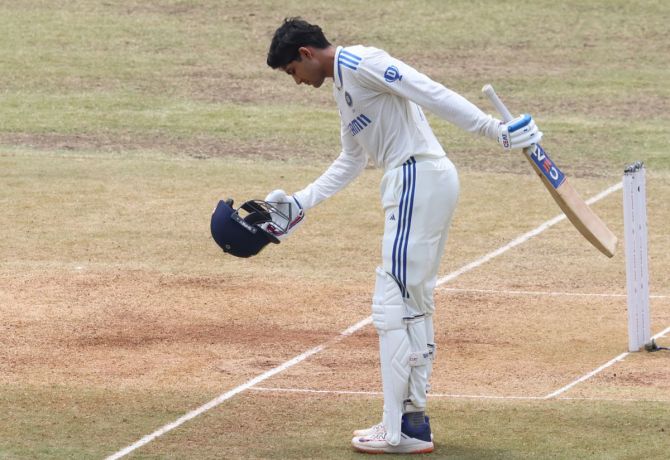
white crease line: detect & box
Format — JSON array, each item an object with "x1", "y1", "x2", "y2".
[
  {"x1": 252, "y1": 387, "x2": 670, "y2": 403},
  {"x1": 585, "y1": 182, "x2": 624, "y2": 205},
  {"x1": 105, "y1": 317, "x2": 371, "y2": 460},
  {"x1": 559, "y1": 396, "x2": 670, "y2": 403},
  {"x1": 105, "y1": 345, "x2": 324, "y2": 460},
  {"x1": 439, "y1": 287, "x2": 668, "y2": 299},
  {"x1": 542, "y1": 352, "x2": 629, "y2": 400},
  {"x1": 251, "y1": 386, "x2": 542, "y2": 400},
  {"x1": 253, "y1": 387, "x2": 382, "y2": 396},
  {"x1": 106, "y1": 181, "x2": 621, "y2": 459},
  {"x1": 544, "y1": 325, "x2": 670, "y2": 399}
]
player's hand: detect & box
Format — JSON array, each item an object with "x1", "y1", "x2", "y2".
[
  {"x1": 497, "y1": 114, "x2": 543, "y2": 150},
  {"x1": 262, "y1": 189, "x2": 305, "y2": 240}
]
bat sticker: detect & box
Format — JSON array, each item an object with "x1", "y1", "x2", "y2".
[{"x1": 529, "y1": 144, "x2": 566, "y2": 189}]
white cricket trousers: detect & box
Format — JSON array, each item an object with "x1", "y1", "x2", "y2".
[{"x1": 380, "y1": 155, "x2": 459, "y2": 316}]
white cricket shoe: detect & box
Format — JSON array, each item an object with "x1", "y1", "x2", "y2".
[
  {"x1": 351, "y1": 415, "x2": 434, "y2": 454},
  {"x1": 353, "y1": 418, "x2": 433, "y2": 439},
  {"x1": 352, "y1": 421, "x2": 384, "y2": 437},
  {"x1": 351, "y1": 431, "x2": 434, "y2": 454}
]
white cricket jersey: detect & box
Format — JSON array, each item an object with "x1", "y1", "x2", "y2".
[{"x1": 294, "y1": 45, "x2": 501, "y2": 210}]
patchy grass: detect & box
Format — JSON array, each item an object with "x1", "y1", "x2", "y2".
[
  {"x1": 0, "y1": 384, "x2": 206, "y2": 459},
  {"x1": 112, "y1": 392, "x2": 670, "y2": 459},
  {"x1": 3, "y1": 386, "x2": 668, "y2": 459},
  {"x1": 1, "y1": 0, "x2": 668, "y2": 170}
]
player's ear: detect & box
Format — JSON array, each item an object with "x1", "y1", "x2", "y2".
[{"x1": 298, "y1": 47, "x2": 313, "y2": 60}]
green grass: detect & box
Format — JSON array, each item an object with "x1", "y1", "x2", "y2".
[
  {"x1": 112, "y1": 392, "x2": 670, "y2": 459},
  {"x1": 0, "y1": 384, "x2": 208, "y2": 459},
  {"x1": 3, "y1": 386, "x2": 667, "y2": 459},
  {"x1": 1, "y1": 0, "x2": 668, "y2": 168},
  {"x1": 0, "y1": 93, "x2": 339, "y2": 144}
]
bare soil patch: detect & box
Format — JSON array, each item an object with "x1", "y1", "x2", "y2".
[
  {"x1": 0, "y1": 269, "x2": 371, "y2": 392},
  {"x1": 0, "y1": 268, "x2": 574, "y2": 397}
]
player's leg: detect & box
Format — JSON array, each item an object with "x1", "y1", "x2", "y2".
[
  {"x1": 399, "y1": 158, "x2": 459, "y2": 429},
  {"x1": 351, "y1": 267, "x2": 433, "y2": 454},
  {"x1": 398, "y1": 157, "x2": 459, "y2": 401},
  {"x1": 352, "y1": 157, "x2": 457, "y2": 453},
  {"x1": 372, "y1": 266, "x2": 411, "y2": 445},
  {"x1": 352, "y1": 159, "x2": 432, "y2": 453},
  {"x1": 402, "y1": 157, "x2": 459, "y2": 317},
  {"x1": 416, "y1": 211, "x2": 456, "y2": 395}
]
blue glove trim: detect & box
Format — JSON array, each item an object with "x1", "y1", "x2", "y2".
[{"x1": 507, "y1": 114, "x2": 532, "y2": 133}]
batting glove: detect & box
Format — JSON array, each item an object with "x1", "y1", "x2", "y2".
[
  {"x1": 261, "y1": 189, "x2": 305, "y2": 240},
  {"x1": 497, "y1": 114, "x2": 543, "y2": 150}
]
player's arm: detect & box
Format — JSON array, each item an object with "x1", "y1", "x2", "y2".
[
  {"x1": 264, "y1": 120, "x2": 367, "y2": 239},
  {"x1": 356, "y1": 51, "x2": 541, "y2": 149},
  {"x1": 293, "y1": 118, "x2": 368, "y2": 209}
]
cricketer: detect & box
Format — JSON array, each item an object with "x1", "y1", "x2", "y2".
[{"x1": 213, "y1": 17, "x2": 542, "y2": 454}]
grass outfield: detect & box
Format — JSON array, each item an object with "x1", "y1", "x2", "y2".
[
  {"x1": 1, "y1": 1, "x2": 669, "y2": 170},
  {"x1": 4, "y1": 387, "x2": 669, "y2": 458},
  {"x1": 1, "y1": 1, "x2": 669, "y2": 459}
]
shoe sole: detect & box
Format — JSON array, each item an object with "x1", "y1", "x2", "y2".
[
  {"x1": 352, "y1": 429, "x2": 434, "y2": 441},
  {"x1": 352, "y1": 445, "x2": 434, "y2": 454}
]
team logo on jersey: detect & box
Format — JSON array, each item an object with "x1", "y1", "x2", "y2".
[
  {"x1": 345, "y1": 91, "x2": 353, "y2": 106},
  {"x1": 384, "y1": 65, "x2": 402, "y2": 83},
  {"x1": 347, "y1": 114, "x2": 372, "y2": 136}
]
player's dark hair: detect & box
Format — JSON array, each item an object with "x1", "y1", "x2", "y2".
[{"x1": 267, "y1": 17, "x2": 331, "y2": 69}]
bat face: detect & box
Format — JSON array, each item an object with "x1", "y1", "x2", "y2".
[{"x1": 522, "y1": 144, "x2": 617, "y2": 258}]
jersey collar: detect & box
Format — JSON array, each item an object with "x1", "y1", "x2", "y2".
[{"x1": 333, "y1": 46, "x2": 343, "y2": 90}]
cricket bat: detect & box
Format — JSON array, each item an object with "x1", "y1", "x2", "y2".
[{"x1": 482, "y1": 84, "x2": 617, "y2": 258}]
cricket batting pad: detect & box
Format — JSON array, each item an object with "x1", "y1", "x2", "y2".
[
  {"x1": 406, "y1": 312, "x2": 430, "y2": 409},
  {"x1": 372, "y1": 267, "x2": 430, "y2": 445}
]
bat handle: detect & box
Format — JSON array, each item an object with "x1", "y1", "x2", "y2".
[{"x1": 482, "y1": 84, "x2": 514, "y2": 122}]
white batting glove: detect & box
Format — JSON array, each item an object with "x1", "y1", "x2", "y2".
[
  {"x1": 261, "y1": 189, "x2": 305, "y2": 240},
  {"x1": 497, "y1": 114, "x2": 543, "y2": 150}
]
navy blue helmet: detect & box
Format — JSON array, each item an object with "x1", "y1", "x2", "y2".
[{"x1": 210, "y1": 199, "x2": 283, "y2": 258}]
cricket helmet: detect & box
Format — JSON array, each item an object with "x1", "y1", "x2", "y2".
[{"x1": 210, "y1": 198, "x2": 285, "y2": 258}]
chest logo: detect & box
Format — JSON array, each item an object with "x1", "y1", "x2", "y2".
[
  {"x1": 384, "y1": 65, "x2": 402, "y2": 83},
  {"x1": 345, "y1": 91, "x2": 353, "y2": 106},
  {"x1": 347, "y1": 114, "x2": 372, "y2": 136}
]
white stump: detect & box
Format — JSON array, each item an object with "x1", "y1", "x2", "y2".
[{"x1": 623, "y1": 162, "x2": 650, "y2": 352}]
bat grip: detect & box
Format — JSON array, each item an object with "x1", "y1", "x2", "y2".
[{"x1": 482, "y1": 84, "x2": 514, "y2": 122}]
